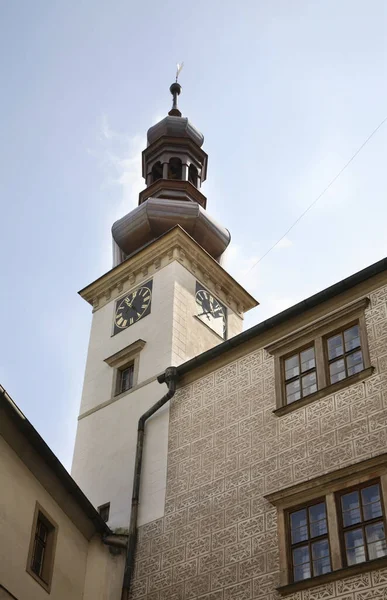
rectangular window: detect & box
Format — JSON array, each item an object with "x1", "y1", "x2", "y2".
[
  {"x1": 284, "y1": 346, "x2": 317, "y2": 404},
  {"x1": 31, "y1": 517, "x2": 50, "y2": 578},
  {"x1": 326, "y1": 324, "x2": 364, "y2": 385},
  {"x1": 288, "y1": 500, "x2": 331, "y2": 582},
  {"x1": 338, "y1": 481, "x2": 387, "y2": 566},
  {"x1": 27, "y1": 504, "x2": 57, "y2": 592},
  {"x1": 270, "y1": 298, "x2": 372, "y2": 413},
  {"x1": 98, "y1": 502, "x2": 110, "y2": 523},
  {"x1": 118, "y1": 364, "x2": 134, "y2": 394}
]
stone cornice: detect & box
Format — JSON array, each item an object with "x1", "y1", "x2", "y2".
[
  {"x1": 104, "y1": 339, "x2": 146, "y2": 368},
  {"x1": 138, "y1": 179, "x2": 207, "y2": 208},
  {"x1": 79, "y1": 226, "x2": 259, "y2": 315},
  {"x1": 265, "y1": 296, "x2": 370, "y2": 354}
]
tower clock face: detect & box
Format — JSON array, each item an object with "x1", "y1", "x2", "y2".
[
  {"x1": 195, "y1": 282, "x2": 227, "y2": 339},
  {"x1": 113, "y1": 280, "x2": 153, "y2": 335}
]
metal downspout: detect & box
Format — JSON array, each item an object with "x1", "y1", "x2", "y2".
[{"x1": 122, "y1": 366, "x2": 178, "y2": 599}]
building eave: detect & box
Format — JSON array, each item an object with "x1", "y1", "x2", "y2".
[
  {"x1": 0, "y1": 385, "x2": 111, "y2": 539},
  {"x1": 78, "y1": 225, "x2": 258, "y2": 315},
  {"x1": 158, "y1": 256, "x2": 387, "y2": 383}
]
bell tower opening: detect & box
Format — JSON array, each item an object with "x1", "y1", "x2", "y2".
[
  {"x1": 188, "y1": 163, "x2": 198, "y2": 187},
  {"x1": 168, "y1": 157, "x2": 182, "y2": 180},
  {"x1": 151, "y1": 161, "x2": 163, "y2": 183}
]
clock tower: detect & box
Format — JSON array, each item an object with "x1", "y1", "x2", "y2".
[{"x1": 71, "y1": 83, "x2": 258, "y2": 531}]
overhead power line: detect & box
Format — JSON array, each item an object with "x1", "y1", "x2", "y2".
[{"x1": 247, "y1": 115, "x2": 387, "y2": 274}]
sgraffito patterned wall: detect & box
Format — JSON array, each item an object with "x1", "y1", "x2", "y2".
[{"x1": 130, "y1": 283, "x2": 387, "y2": 600}]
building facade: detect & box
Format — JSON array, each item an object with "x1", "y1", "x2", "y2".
[
  {"x1": 71, "y1": 82, "x2": 257, "y2": 535},
  {"x1": 5, "y1": 81, "x2": 385, "y2": 600},
  {"x1": 0, "y1": 386, "x2": 125, "y2": 600},
  {"x1": 128, "y1": 261, "x2": 387, "y2": 600}
]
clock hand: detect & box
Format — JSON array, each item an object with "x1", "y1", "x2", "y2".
[{"x1": 197, "y1": 311, "x2": 212, "y2": 320}]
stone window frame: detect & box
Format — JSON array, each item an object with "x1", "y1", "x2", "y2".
[
  {"x1": 104, "y1": 339, "x2": 146, "y2": 400},
  {"x1": 266, "y1": 297, "x2": 373, "y2": 416},
  {"x1": 265, "y1": 453, "x2": 387, "y2": 595},
  {"x1": 26, "y1": 502, "x2": 58, "y2": 594}
]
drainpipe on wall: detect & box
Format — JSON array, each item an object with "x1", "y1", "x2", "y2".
[{"x1": 121, "y1": 366, "x2": 178, "y2": 599}]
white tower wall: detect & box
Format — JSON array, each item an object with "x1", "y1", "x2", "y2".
[{"x1": 72, "y1": 255, "x2": 243, "y2": 530}]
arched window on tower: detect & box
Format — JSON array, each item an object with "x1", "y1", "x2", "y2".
[
  {"x1": 188, "y1": 164, "x2": 198, "y2": 187},
  {"x1": 151, "y1": 161, "x2": 163, "y2": 183},
  {"x1": 168, "y1": 157, "x2": 182, "y2": 180}
]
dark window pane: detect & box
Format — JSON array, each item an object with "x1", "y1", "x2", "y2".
[
  {"x1": 309, "y1": 503, "x2": 326, "y2": 523},
  {"x1": 293, "y1": 545, "x2": 310, "y2": 566},
  {"x1": 286, "y1": 380, "x2": 301, "y2": 404},
  {"x1": 347, "y1": 545, "x2": 366, "y2": 565},
  {"x1": 368, "y1": 539, "x2": 387, "y2": 560},
  {"x1": 366, "y1": 522, "x2": 386, "y2": 544},
  {"x1": 292, "y1": 525, "x2": 308, "y2": 544},
  {"x1": 343, "y1": 508, "x2": 362, "y2": 527},
  {"x1": 344, "y1": 325, "x2": 361, "y2": 352},
  {"x1": 32, "y1": 539, "x2": 45, "y2": 576},
  {"x1": 37, "y1": 521, "x2": 48, "y2": 542},
  {"x1": 311, "y1": 539, "x2": 330, "y2": 560},
  {"x1": 98, "y1": 503, "x2": 110, "y2": 522},
  {"x1": 300, "y1": 347, "x2": 315, "y2": 373},
  {"x1": 345, "y1": 528, "x2": 364, "y2": 549},
  {"x1": 329, "y1": 359, "x2": 346, "y2": 384},
  {"x1": 363, "y1": 501, "x2": 382, "y2": 521},
  {"x1": 302, "y1": 372, "x2": 317, "y2": 397},
  {"x1": 285, "y1": 355, "x2": 299, "y2": 380},
  {"x1": 361, "y1": 484, "x2": 380, "y2": 505},
  {"x1": 310, "y1": 519, "x2": 328, "y2": 538},
  {"x1": 342, "y1": 491, "x2": 360, "y2": 512},
  {"x1": 294, "y1": 563, "x2": 311, "y2": 582},
  {"x1": 347, "y1": 351, "x2": 364, "y2": 376},
  {"x1": 291, "y1": 509, "x2": 307, "y2": 530},
  {"x1": 121, "y1": 365, "x2": 134, "y2": 392},
  {"x1": 313, "y1": 556, "x2": 331, "y2": 576},
  {"x1": 327, "y1": 333, "x2": 344, "y2": 359}
]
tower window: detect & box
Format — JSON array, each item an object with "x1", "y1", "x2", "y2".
[
  {"x1": 98, "y1": 502, "x2": 110, "y2": 523},
  {"x1": 117, "y1": 363, "x2": 134, "y2": 394},
  {"x1": 168, "y1": 157, "x2": 182, "y2": 180},
  {"x1": 151, "y1": 161, "x2": 163, "y2": 183},
  {"x1": 188, "y1": 164, "x2": 198, "y2": 187}
]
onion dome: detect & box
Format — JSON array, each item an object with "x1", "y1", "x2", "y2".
[
  {"x1": 147, "y1": 115, "x2": 204, "y2": 148},
  {"x1": 111, "y1": 80, "x2": 230, "y2": 267},
  {"x1": 146, "y1": 83, "x2": 204, "y2": 148}
]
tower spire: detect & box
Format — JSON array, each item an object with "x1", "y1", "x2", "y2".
[
  {"x1": 168, "y1": 82, "x2": 182, "y2": 117},
  {"x1": 168, "y1": 62, "x2": 184, "y2": 117}
]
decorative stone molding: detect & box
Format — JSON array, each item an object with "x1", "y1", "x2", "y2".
[
  {"x1": 79, "y1": 226, "x2": 258, "y2": 315},
  {"x1": 104, "y1": 339, "x2": 146, "y2": 369}
]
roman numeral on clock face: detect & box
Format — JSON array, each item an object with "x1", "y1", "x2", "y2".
[{"x1": 114, "y1": 281, "x2": 153, "y2": 334}]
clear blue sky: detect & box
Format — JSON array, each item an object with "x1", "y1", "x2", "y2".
[{"x1": 0, "y1": 1, "x2": 386, "y2": 469}]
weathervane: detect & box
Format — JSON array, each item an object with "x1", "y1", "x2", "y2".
[
  {"x1": 169, "y1": 62, "x2": 184, "y2": 117},
  {"x1": 176, "y1": 62, "x2": 184, "y2": 82}
]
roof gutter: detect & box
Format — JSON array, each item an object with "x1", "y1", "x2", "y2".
[{"x1": 122, "y1": 366, "x2": 178, "y2": 597}]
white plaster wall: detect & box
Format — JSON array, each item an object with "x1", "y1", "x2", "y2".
[
  {"x1": 170, "y1": 261, "x2": 243, "y2": 366},
  {"x1": 72, "y1": 259, "x2": 243, "y2": 530},
  {"x1": 72, "y1": 379, "x2": 171, "y2": 530}
]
